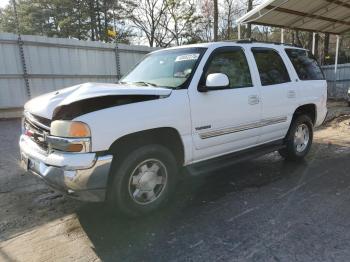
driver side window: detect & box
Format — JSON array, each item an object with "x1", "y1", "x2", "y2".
[{"x1": 204, "y1": 48, "x2": 253, "y2": 89}]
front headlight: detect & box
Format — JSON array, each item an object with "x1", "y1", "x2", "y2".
[
  {"x1": 49, "y1": 121, "x2": 91, "y2": 152},
  {"x1": 51, "y1": 120, "x2": 91, "y2": 138}
]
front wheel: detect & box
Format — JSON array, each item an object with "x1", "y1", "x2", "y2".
[
  {"x1": 279, "y1": 115, "x2": 313, "y2": 161},
  {"x1": 107, "y1": 144, "x2": 178, "y2": 217}
]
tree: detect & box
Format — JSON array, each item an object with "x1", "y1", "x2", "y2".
[
  {"x1": 0, "y1": 0, "x2": 133, "y2": 43},
  {"x1": 246, "y1": 0, "x2": 253, "y2": 38},
  {"x1": 221, "y1": 0, "x2": 235, "y2": 39},
  {"x1": 161, "y1": 0, "x2": 199, "y2": 46},
  {"x1": 324, "y1": 33, "x2": 330, "y2": 64},
  {"x1": 213, "y1": 0, "x2": 218, "y2": 41},
  {"x1": 197, "y1": 0, "x2": 213, "y2": 42},
  {"x1": 314, "y1": 33, "x2": 319, "y2": 59},
  {"x1": 220, "y1": 0, "x2": 246, "y2": 40},
  {"x1": 121, "y1": 0, "x2": 168, "y2": 47}
]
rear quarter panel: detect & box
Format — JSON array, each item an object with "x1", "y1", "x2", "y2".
[{"x1": 296, "y1": 79, "x2": 328, "y2": 126}]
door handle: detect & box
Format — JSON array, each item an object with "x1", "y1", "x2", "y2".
[
  {"x1": 287, "y1": 90, "x2": 296, "y2": 98},
  {"x1": 248, "y1": 95, "x2": 260, "y2": 105}
]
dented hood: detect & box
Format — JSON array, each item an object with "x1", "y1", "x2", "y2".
[{"x1": 24, "y1": 82, "x2": 172, "y2": 119}]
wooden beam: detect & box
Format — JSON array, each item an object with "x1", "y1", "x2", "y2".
[
  {"x1": 266, "y1": 5, "x2": 350, "y2": 27},
  {"x1": 324, "y1": 0, "x2": 350, "y2": 10},
  {"x1": 249, "y1": 21, "x2": 340, "y2": 35},
  {"x1": 340, "y1": 27, "x2": 350, "y2": 34},
  {"x1": 286, "y1": 0, "x2": 336, "y2": 28},
  {"x1": 317, "y1": 22, "x2": 350, "y2": 34}
]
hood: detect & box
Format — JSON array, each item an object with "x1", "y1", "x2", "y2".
[{"x1": 24, "y1": 82, "x2": 172, "y2": 119}]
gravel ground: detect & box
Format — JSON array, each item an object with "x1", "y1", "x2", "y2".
[{"x1": 1, "y1": 103, "x2": 350, "y2": 262}]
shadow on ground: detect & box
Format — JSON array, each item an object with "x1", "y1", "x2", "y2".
[
  {"x1": 0, "y1": 119, "x2": 81, "y2": 241},
  {"x1": 3, "y1": 115, "x2": 350, "y2": 261},
  {"x1": 77, "y1": 153, "x2": 309, "y2": 261}
]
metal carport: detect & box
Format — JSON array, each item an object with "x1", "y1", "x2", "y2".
[{"x1": 236, "y1": 0, "x2": 350, "y2": 73}]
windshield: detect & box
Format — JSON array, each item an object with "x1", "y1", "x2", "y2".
[{"x1": 121, "y1": 48, "x2": 206, "y2": 89}]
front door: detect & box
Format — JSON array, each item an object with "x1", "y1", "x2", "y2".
[{"x1": 188, "y1": 46, "x2": 262, "y2": 162}]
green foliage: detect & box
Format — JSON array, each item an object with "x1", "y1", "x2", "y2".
[{"x1": 0, "y1": 0, "x2": 132, "y2": 43}]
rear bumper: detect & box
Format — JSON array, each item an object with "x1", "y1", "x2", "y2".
[
  {"x1": 315, "y1": 105, "x2": 328, "y2": 127},
  {"x1": 19, "y1": 135, "x2": 112, "y2": 202}
]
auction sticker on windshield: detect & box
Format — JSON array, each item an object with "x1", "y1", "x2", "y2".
[{"x1": 175, "y1": 53, "x2": 200, "y2": 62}]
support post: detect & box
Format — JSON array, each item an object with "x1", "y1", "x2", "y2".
[
  {"x1": 312, "y1": 32, "x2": 316, "y2": 55},
  {"x1": 238, "y1": 24, "x2": 241, "y2": 40},
  {"x1": 281, "y1": 28, "x2": 284, "y2": 43},
  {"x1": 115, "y1": 44, "x2": 121, "y2": 80},
  {"x1": 335, "y1": 35, "x2": 340, "y2": 75},
  {"x1": 12, "y1": 0, "x2": 31, "y2": 99}
]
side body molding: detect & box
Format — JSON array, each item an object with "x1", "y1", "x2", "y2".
[{"x1": 199, "y1": 116, "x2": 287, "y2": 139}]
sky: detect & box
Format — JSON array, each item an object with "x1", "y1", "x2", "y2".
[{"x1": 0, "y1": 0, "x2": 9, "y2": 8}]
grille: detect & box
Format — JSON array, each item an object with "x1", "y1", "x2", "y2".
[{"x1": 23, "y1": 112, "x2": 51, "y2": 151}]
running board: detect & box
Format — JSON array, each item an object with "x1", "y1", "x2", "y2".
[{"x1": 186, "y1": 140, "x2": 285, "y2": 176}]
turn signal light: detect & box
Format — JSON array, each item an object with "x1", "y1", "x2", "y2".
[{"x1": 65, "y1": 143, "x2": 84, "y2": 152}]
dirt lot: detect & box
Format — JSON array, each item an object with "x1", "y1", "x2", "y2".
[{"x1": 1, "y1": 102, "x2": 350, "y2": 262}]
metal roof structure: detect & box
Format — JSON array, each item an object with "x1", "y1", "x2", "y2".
[{"x1": 236, "y1": 0, "x2": 350, "y2": 35}]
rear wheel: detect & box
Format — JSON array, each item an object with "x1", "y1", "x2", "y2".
[
  {"x1": 279, "y1": 115, "x2": 313, "y2": 161},
  {"x1": 108, "y1": 144, "x2": 178, "y2": 217}
]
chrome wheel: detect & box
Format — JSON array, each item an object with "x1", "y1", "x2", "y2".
[
  {"x1": 294, "y1": 123, "x2": 310, "y2": 153},
  {"x1": 128, "y1": 159, "x2": 167, "y2": 205}
]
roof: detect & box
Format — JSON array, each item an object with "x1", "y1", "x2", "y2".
[
  {"x1": 151, "y1": 40, "x2": 305, "y2": 54},
  {"x1": 236, "y1": 0, "x2": 350, "y2": 35}
]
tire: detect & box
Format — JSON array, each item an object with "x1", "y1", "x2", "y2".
[
  {"x1": 107, "y1": 144, "x2": 178, "y2": 217},
  {"x1": 279, "y1": 115, "x2": 313, "y2": 161}
]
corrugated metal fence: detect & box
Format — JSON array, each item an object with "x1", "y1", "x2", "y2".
[
  {"x1": 1, "y1": 32, "x2": 349, "y2": 111},
  {"x1": 0, "y1": 33, "x2": 157, "y2": 109},
  {"x1": 322, "y1": 63, "x2": 350, "y2": 100}
]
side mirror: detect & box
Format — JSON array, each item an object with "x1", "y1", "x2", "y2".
[
  {"x1": 198, "y1": 73, "x2": 229, "y2": 92},
  {"x1": 206, "y1": 73, "x2": 229, "y2": 88}
]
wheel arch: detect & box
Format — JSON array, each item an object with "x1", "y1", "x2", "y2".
[
  {"x1": 108, "y1": 127, "x2": 185, "y2": 167},
  {"x1": 292, "y1": 104, "x2": 316, "y2": 125}
]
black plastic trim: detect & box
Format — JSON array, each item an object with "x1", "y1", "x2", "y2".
[{"x1": 186, "y1": 139, "x2": 285, "y2": 176}]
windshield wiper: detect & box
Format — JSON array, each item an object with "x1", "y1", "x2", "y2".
[
  {"x1": 118, "y1": 81, "x2": 157, "y2": 87},
  {"x1": 131, "y1": 81, "x2": 158, "y2": 87}
]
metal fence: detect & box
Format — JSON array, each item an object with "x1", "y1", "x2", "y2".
[
  {"x1": 322, "y1": 63, "x2": 350, "y2": 100},
  {"x1": 0, "y1": 33, "x2": 157, "y2": 109},
  {"x1": 1, "y1": 32, "x2": 349, "y2": 111}
]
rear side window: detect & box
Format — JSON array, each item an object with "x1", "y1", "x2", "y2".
[
  {"x1": 252, "y1": 48, "x2": 291, "y2": 86},
  {"x1": 285, "y1": 49, "x2": 324, "y2": 80}
]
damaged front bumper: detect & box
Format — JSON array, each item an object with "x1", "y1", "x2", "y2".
[{"x1": 19, "y1": 134, "x2": 112, "y2": 202}]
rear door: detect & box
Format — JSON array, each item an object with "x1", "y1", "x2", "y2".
[
  {"x1": 284, "y1": 48, "x2": 327, "y2": 125},
  {"x1": 188, "y1": 46, "x2": 262, "y2": 161},
  {"x1": 250, "y1": 47, "x2": 297, "y2": 144}
]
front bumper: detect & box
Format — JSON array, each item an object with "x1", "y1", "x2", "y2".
[{"x1": 19, "y1": 135, "x2": 112, "y2": 202}]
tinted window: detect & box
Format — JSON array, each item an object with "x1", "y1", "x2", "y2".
[
  {"x1": 252, "y1": 48, "x2": 290, "y2": 86},
  {"x1": 285, "y1": 49, "x2": 324, "y2": 80},
  {"x1": 204, "y1": 48, "x2": 252, "y2": 89}
]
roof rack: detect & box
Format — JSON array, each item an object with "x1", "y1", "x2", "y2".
[{"x1": 234, "y1": 38, "x2": 303, "y2": 48}]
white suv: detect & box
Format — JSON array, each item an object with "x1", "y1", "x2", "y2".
[{"x1": 20, "y1": 40, "x2": 327, "y2": 216}]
